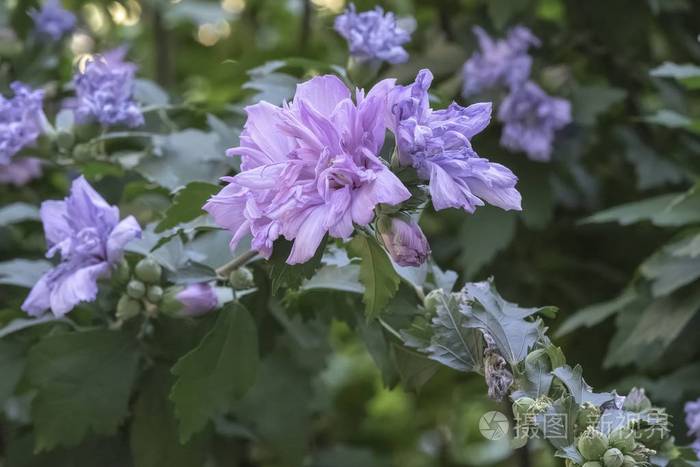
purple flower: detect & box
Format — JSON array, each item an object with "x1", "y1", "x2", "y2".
[
  {"x1": 498, "y1": 81, "x2": 572, "y2": 161},
  {"x1": 73, "y1": 48, "x2": 144, "y2": 128},
  {"x1": 22, "y1": 176, "x2": 141, "y2": 317},
  {"x1": 30, "y1": 0, "x2": 76, "y2": 41},
  {"x1": 378, "y1": 215, "x2": 430, "y2": 267},
  {"x1": 0, "y1": 157, "x2": 42, "y2": 185},
  {"x1": 686, "y1": 398, "x2": 700, "y2": 439},
  {"x1": 175, "y1": 283, "x2": 219, "y2": 316},
  {"x1": 462, "y1": 26, "x2": 540, "y2": 97},
  {"x1": 204, "y1": 75, "x2": 410, "y2": 265},
  {"x1": 334, "y1": 3, "x2": 411, "y2": 64},
  {"x1": 0, "y1": 82, "x2": 45, "y2": 165},
  {"x1": 389, "y1": 69, "x2": 521, "y2": 213}
]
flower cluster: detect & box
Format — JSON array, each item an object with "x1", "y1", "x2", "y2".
[
  {"x1": 389, "y1": 69, "x2": 521, "y2": 213},
  {"x1": 334, "y1": 3, "x2": 411, "y2": 65},
  {"x1": 205, "y1": 75, "x2": 410, "y2": 265},
  {"x1": 73, "y1": 48, "x2": 144, "y2": 128},
  {"x1": 206, "y1": 69, "x2": 521, "y2": 266},
  {"x1": 0, "y1": 82, "x2": 45, "y2": 166},
  {"x1": 462, "y1": 26, "x2": 571, "y2": 161},
  {"x1": 22, "y1": 176, "x2": 141, "y2": 317},
  {"x1": 462, "y1": 26, "x2": 540, "y2": 96},
  {"x1": 686, "y1": 398, "x2": 700, "y2": 455},
  {"x1": 30, "y1": 0, "x2": 76, "y2": 41}
]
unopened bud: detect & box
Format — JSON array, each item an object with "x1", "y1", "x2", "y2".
[
  {"x1": 112, "y1": 258, "x2": 130, "y2": 285},
  {"x1": 583, "y1": 462, "x2": 602, "y2": 467},
  {"x1": 116, "y1": 294, "x2": 142, "y2": 320},
  {"x1": 134, "y1": 257, "x2": 162, "y2": 283},
  {"x1": 229, "y1": 267, "x2": 254, "y2": 289},
  {"x1": 161, "y1": 283, "x2": 218, "y2": 318},
  {"x1": 609, "y1": 427, "x2": 635, "y2": 453},
  {"x1": 127, "y1": 280, "x2": 146, "y2": 299},
  {"x1": 623, "y1": 388, "x2": 652, "y2": 412},
  {"x1": 603, "y1": 448, "x2": 624, "y2": 467},
  {"x1": 56, "y1": 130, "x2": 74, "y2": 150},
  {"x1": 146, "y1": 285, "x2": 163, "y2": 303},
  {"x1": 377, "y1": 214, "x2": 430, "y2": 267},
  {"x1": 423, "y1": 289, "x2": 444, "y2": 314},
  {"x1": 621, "y1": 455, "x2": 636, "y2": 467},
  {"x1": 578, "y1": 427, "x2": 609, "y2": 461}
]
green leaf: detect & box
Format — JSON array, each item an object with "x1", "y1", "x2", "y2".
[
  {"x1": 131, "y1": 367, "x2": 208, "y2": 467},
  {"x1": 391, "y1": 344, "x2": 439, "y2": 393},
  {"x1": 643, "y1": 109, "x2": 694, "y2": 130},
  {"x1": 347, "y1": 233, "x2": 401, "y2": 319},
  {"x1": 0, "y1": 259, "x2": 52, "y2": 288},
  {"x1": 616, "y1": 128, "x2": 686, "y2": 190},
  {"x1": 571, "y1": 85, "x2": 627, "y2": 126},
  {"x1": 401, "y1": 292, "x2": 484, "y2": 373},
  {"x1": 0, "y1": 202, "x2": 40, "y2": 225},
  {"x1": 488, "y1": 0, "x2": 531, "y2": 29},
  {"x1": 462, "y1": 280, "x2": 546, "y2": 365},
  {"x1": 24, "y1": 330, "x2": 141, "y2": 451},
  {"x1": 269, "y1": 237, "x2": 327, "y2": 294},
  {"x1": 300, "y1": 264, "x2": 363, "y2": 294},
  {"x1": 134, "y1": 79, "x2": 170, "y2": 106},
  {"x1": 0, "y1": 340, "x2": 25, "y2": 404},
  {"x1": 556, "y1": 288, "x2": 637, "y2": 336},
  {"x1": 458, "y1": 207, "x2": 517, "y2": 279},
  {"x1": 534, "y1": 396, "x2": 577, "y2": 448},
  {"x1": 552, "y1": 365, "x2": 615, "y2": 406},
  {"x1": 156, "y1": 182, "x2": 219, "y2": 232},
  {"x1": 170, "y1": 303, "x2": 259, "y2": 442},
  {"x1": 641, "y1": 243, "x2": 700, "y2": 296},
  {"x1": 650, "y1": 62, "x2": 700, "y2": 89}
]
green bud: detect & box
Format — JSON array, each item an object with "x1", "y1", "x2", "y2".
[
  {"x1": 423, "y1": 289, "x2": 444, "y2": 314},
  {"x1": 583, "y1": 462, "x2": 603, "y2": 467},
  {"x1": 512, "y1": 397, "x2": 536, "y2": 421},
  {"x1": 609, "y1": 427, "x2": 635, "y2": 453},
  {"x1": 603, "y1": 448, "x2": 624, "y2": 467},
  {"x1": 72, "y1": 143, "x2": 92, "y2": 161},
  {"x1": 134, "y1": 258, "x2": 162, "y2": 283},
  {"x1": 127, "y1": 280, "x2": 146, "y2": 299},
  {"x1": 578, "y1": 426, "x2": 609, "y2": 461},
  {"x1": 146, "y1": 285, "x2": 163, "y2": 303},
  {"x1": 56, "y1": 130, "x2": 74, "y2": 150},
  {"x1": 160, "y1": 286, "x2": 185, "y2": 317},
  {"x1": 112, "y1": 258, "x2": 130, "y2": 285},
  {"x1": 116, "y1": 295, "x2": 142, "y2": 320},
  {"x1": 525, "y1": 348, "x2": 551, "y2": 370},
  {"x1": 621, "y1": 455, "x2": 636, "y2": 467},
  {"x1": 577, "y1": 402, "x2": 601, "y2": 434},
  {"x1": 229, "y1": 267, "x2": 254, "y2": 289}
]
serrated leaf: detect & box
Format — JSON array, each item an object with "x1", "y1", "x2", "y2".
[
  {"x1": 616, "y1": 128, "x2": 686, "y2": 190},
  {"x1": 0, "y1": 202, "x2": 39, "y2": 225},
  {"x1": 533, "y1": 396, "x2": 577, "y2": 448},
  {"x1": 24, "y1": 330, "x2": 141, "y2": 451},
  {"x1": 156, "y1": 182, "x2": 220, "y2": 232},
  {"x1": 0, "y1": 259, "x2": 52, "y2": 288},
  {"x1": 269, "y1": 238, "x2": 326, "y2": 294},
  {"x1": 461, "y1": 280, "x2": 545, "y2": 365},
  {"x1": 556, "y1": 288, "x2": 637, "y2": 337},
  {"x1": 170, "y1": 303, "x2": 259, "y2": 442},
  {"x1": 572, "y1": 85, "x2": 626, "y2": 126},
  {"x1": 458, "y1": 207, "x2": 517, "y2": 279},
  {"x1": 347, "y1": 234, "x2": 401, "y2": 319},
  {"x1": 552, "y1": 365, "x2": 615, "y2": 407},
  {"x1": 401, "y1": 292, "x2": 484, "y2": 373},
  {"x1": 0, "y1": 340, "x2": 25, "y2": 404},
  {"x1": 641, "y1": 243, "x2": 700, "y2": 296},
  {"x1": 131, "y1": 367, "x2": 208, "y2": 467}
]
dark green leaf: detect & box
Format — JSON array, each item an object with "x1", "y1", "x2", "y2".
[
  {"x1": 347, "y1": 233, "x2": 401, "y2": 319},
  {"x1": 170, "y1": 303, "x2": 259, "y2": 442},
  {"x1": 556, "y1": 288, "x2": 637, "y2": 337},
  {"x1": 24, "y1": 330, "x2": 141, "y2": 451},
  {"x1": 552, "y1": 365, "x2": 615, "y2": 407},
  {"x1": 0, "y1": 340, "x2": 25, "y2": 404},
  {"x1": 269, "y1": 237, "x2": 326, "y2": 294},
  {"x1": 571, "y1": 85, "x2": 626, "y2": 126},
  {"x1": 458, "y1": 207, "x2": 517, "y2": 279},
  {"x1": 156, "y1": 182, "x2": 220, "y2": 232},
  {"x1": 0, "y1": 202, "x2": 39, "y2": 225}
]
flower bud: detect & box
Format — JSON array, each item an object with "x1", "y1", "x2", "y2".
[
  {"x1": 582, "y1": 462, "x2": 602, "y2": 467},
  {"x1": 609, "y1": 427, "x2": 635, "y2": 453},
  {"x1": 512, "y1": 397, "x2": 536, "y2": 421},
  {"x1": 525, "y1": 348, "x2": 551, "y2": 371},
  {"x1": 377, "y1": 215, "x2": 430, "y2": 267},
  {"x1": 603, "y1": 448, "x2": 624, "y2": 467},
  {"x1": 229, "y1": 267, "x2": 254, "y2": 289},
  {"x1": 423, "y1": 289, "x2": 444, "y2": 313},
  {"x1": 112, "y1": 257, "x2": 130, "y2": 286},
  {"x1": 146, "y1": 285, "x2": 163, "y2": 303},
  {"x1": 621, "y1": 455, "x2": 636, "y2": 467},
  {"x1": 126, "y1": 279, "x2": 146, "y2": 299},
  {"x1": 134, "y1": 257, "x2": 162, "y2": 284},
  {"x1": 116, "y1": 294, "x2": 142, "y2": 320},
  {"x1": 578, "y1": 427, "x2": 609, "y2": 461},
  {"x1": 161, "y1": 283, "x2": 218, "y2": 317},
  {"x1": 56, "y1": 130, "x2": 74, "y2": 150},
  {"x1": 623, "y1": 388, "x2": 652, "y2": 412},
  {"x1": 576, "y1": 402, "x2": 601, "y2": 434}
]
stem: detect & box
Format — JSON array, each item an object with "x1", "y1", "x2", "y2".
[
  {"x1": 215, "y1": 250, "x2": 258, "y2": 278},
  {"x1": 378, "y1": 317, "x2": 402, "y2": 340}
]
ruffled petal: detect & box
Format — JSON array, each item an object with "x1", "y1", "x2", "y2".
[{"x1": 106, "y1": 215, "x2": 142, "y2": 263}]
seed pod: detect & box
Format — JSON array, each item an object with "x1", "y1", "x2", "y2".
[
  {"x1": 609, "y1": 427, "x2": 635, "y2": 453},
  {"x1": 116, "y1": 294, "x2": 142, "y2": 320},
  {"x1": 127, "y1": 279, "x2": 146, "y2": 299},
  {"x1": 134, "y1": 258, "x2": 162, "y2": 283},
  {"x1": 229, "y1": 267, "x2": 254, "y2": 289},
  {"x1": 146, "y1": 285, "x2": 163, "y2": 303},
  {"x1": 578, "y1": 426, "x2": 609, "y2": 461},
  {"x1": 603, "y1": 448, "x2": 624, "y2": 467}
]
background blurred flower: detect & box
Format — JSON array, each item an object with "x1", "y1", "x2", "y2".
[
  {"x1": 462, "y1": 26, "x2": 540, "y2": 97},
  {"x1": 30, "y1": 0, "x2": 76, "y2": 41},
  {"x1": 389, "y1": 69, "x2": 521, "y2": 213},
  {"x1": 334, "y1": 3, "x2": 411, "y2": 65},
  {"x1": 72, "y1": 48, "x2": 144, "y2": 128},
  {"x1": 686, "y1": 398, "x2": 700, "y2": 454},
  {"x1": 0, "y1": 82, "x2": 45, "y2": 165},
  {"x1": 22, "y1": 176, "x2": 141, "y2": 317},
  {"x1": 0, "y1": 157, "x2": 42, "y2": 186},
  {"x1": 205, "y1": 75, "x2": 410, "y2": 265},
  {"x1": 498, "y1": 81, "x2": 571, "y2": 161}
]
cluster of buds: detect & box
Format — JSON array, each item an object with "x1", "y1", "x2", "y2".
[
  {"x1": 575, "y1": 425, "x2": 654, "y2": 467},
  {"x1": 115, "y1": 256, "x2": 219, "y2": 321}
]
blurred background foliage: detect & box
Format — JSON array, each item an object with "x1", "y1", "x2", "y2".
[{"x1": 1, "y1": 0, "x2": 700, "y2": 466}]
